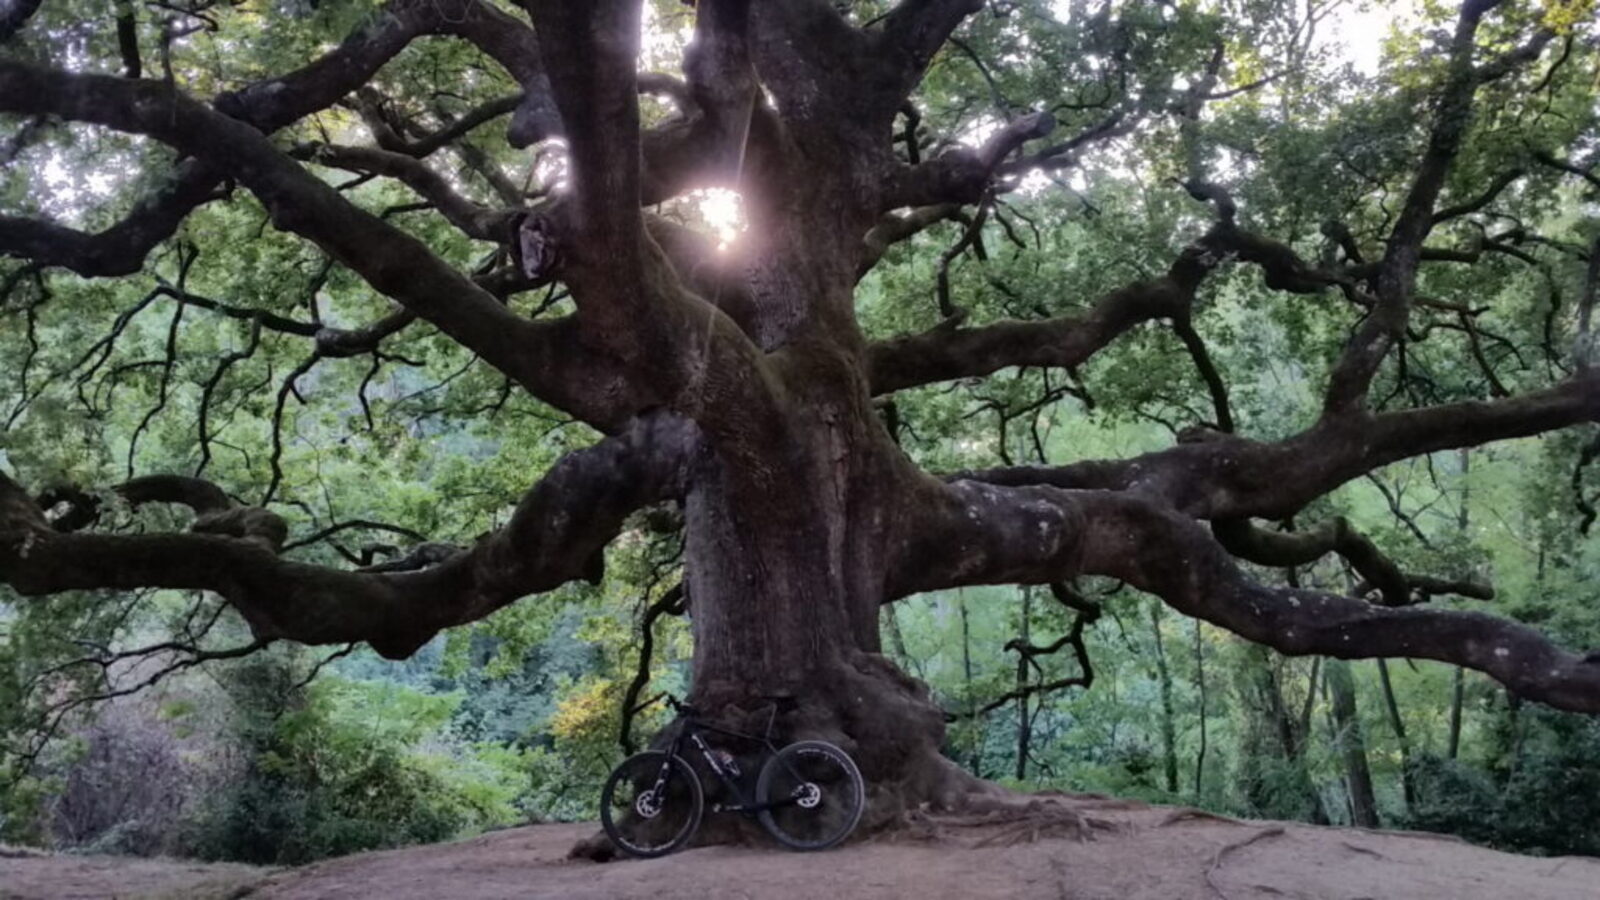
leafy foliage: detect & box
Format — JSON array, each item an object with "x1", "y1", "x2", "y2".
[{"x1": 2, "y1": 0, "x2": 1598, "y2": 866}]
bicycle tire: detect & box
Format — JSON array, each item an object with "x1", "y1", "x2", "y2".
[
  {"x1": 755, "y1": 739, "x2": 865, "y2": 851},
  {"x1": 600, "y1": 750, "x2": 704, "y2": 858}
]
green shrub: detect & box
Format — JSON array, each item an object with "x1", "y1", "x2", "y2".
[
  {"x1": 1405, "y1": 711, "x2": 1600, "y2": 857},
  {"x1": 187, "y1": 658, "x2": 518, "y2": 865}
]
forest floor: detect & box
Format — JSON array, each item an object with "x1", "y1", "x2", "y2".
[{"x1": 4, "y1": 793, "x2": 1599, "y2": 900}]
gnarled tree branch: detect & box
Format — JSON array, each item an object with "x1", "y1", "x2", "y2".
[
  {"x1": 0, "y1": 413, "x2": 699, "y2": 659},
  {"x1": 893, "y1": 481, "x2": 1600, "y2": 713}
]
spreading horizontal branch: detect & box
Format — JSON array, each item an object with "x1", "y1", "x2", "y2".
[
  {"x1": 868, "y1": 274, "x2": 1188, "y2": 395},
  {"x1": 289, "y1": 142, "x2": 514, "y2": 240},
  {"x1": 1213, "y1": 518, "x2": 1491, "y2": 607},
  {"x1": 883, "y1": 111, "x2": 1058, "y2": 209},
  {"x1": 0, "y1": 0, "x2": 554, "y2": 278},
  {"x1": 865, "y1": 215, "x2": 1342, "y2": 395},
  {"x1": 892, "y1": 482, "x2": 1600, "y2": 713},
  {"x1": 363, "y1": 93, "x2": 524, "y2": 159},
  {"x1": 0, "y1": 60, "x2": 649, "y2": 430},
  {"x1": 0, "y1": 164, "x2": 224, "y2": 277},
  {"x1": 959, "y1": 371, "x2": 1599, "y2": 521},
  {"x1": 1, "y1": 414, "x2": 699, "y2": 658}
]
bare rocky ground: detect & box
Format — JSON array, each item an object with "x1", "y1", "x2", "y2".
[{"x1": 4, "y1": 794, "x2": 1599, "y2": 900}]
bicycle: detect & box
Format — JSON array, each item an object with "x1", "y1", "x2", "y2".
[{"x1": 599, "y1": 694, "x2": 866, "y2": 858}]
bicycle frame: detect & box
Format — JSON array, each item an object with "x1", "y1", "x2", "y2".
[{"x1": 658, "y1": 709, "x2": 803, "y2": 816}]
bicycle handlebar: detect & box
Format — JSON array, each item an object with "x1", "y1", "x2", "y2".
[
  {"x1": 662, "y1": 693, "x2": 701, "y2": 718},
  {"x1": 663, "y1": 692, "x2": 793, "y2": 719}
]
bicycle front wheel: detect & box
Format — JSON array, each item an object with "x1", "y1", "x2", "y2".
[
  {"x1": 600, "y1": 750, "x2": 704, "y2": 858},
  {"x1": 755, "y1": 740, "x2": 865, "y2": 851}
]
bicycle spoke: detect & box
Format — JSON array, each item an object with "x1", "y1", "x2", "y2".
[
  {"x1": 601, "y1": 751, "x2": 704, "y2": 858},
  {"x1": 756, "y1": 741, "x2": 865, "y2": 851}
]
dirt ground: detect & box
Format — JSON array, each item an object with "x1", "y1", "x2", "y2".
[{"x1": 4, "y1": 794, "x2": 1599, "y2": 900}]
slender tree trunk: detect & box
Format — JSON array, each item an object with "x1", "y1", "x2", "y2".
[
  {"x1": 959, "y1": 589, "x2": 981, "y2": 776},
  {"x1": 882, "y1": 604, "x2": 915, "y2": 673},
  {"x1": 1320, "y1": 681, "x2": 1350, "y2": 823},
  {"x1": 1447, "y1": 447, "x2": 1470, "y2": 762},
  {"x1": 1452, "y1": 445, "x2": 1472, "y2": 759},
  {"x1": 1272, "y1": 654, "x2": 1330, "y2": 823},
  {"x1": 1015, "y1": 587, "x2": 1032, "y2": 782},
  {"x1": 1150, "y1": 601, "x2": 1179, "y2": 794},
  {"x1": 1236, "y1": 643, "x2": 1328, "y2": 823},
  {"x1": 1448, "y1": 665, "x2": 1465, "y2": 760},
  {"x1": 1505, "y1": 689, "x2": 1525, "y2": 782},
  {"x1": 1271, "y1": 551, "x2": 1327, "y2": 822},
  {"x1": 1298, "y1": 658, "x2": 1331, "y2": 824},
  {"x1": 1326, "y1": 658, "x2": 1379, "y2": 828},
  {"x1": 1300, "y1": 657, "x2": 1321, "y2": 739},
  {"x1": 1377, "y1": 658, "x2": 1416, "y2": 812},
  {"x1": 1193, "y1": 619, "x2": 1207, "y2": 804}
]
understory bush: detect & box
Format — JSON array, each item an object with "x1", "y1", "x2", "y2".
[
  {"x1": 187, "y1": 656, "x2": 526, "y2": 865},
  {"x1": 1405, "y1": 710, "x2": 1600, "y2": 858}
]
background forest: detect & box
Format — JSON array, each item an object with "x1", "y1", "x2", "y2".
[{"x1": 3, "y1": 0, "x2": 1599, "y2": 868}]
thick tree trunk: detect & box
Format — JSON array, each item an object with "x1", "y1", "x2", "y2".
[
  {"x1": 684, "y1": 491, "x2": 975, "y2": 824},
  {"x1": 677, "y1": 344, "x2": 987, "y2": 828}
]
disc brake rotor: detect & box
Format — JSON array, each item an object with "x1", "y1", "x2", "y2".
[
  {"x1": 794, "y1": 783, "x2": 822, "y2": 809},
  {"x1": 635, "y1": 790, "x2": 663, "y2": 819}
]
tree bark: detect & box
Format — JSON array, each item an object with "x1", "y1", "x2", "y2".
[{"x1": 679, "y1": 375, "x2": 983, "y2": 820}]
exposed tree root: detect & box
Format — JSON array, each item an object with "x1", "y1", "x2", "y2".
[
  {"x1": 567, "y1": 831, "x2": 612, "y2": 862},
  {"x1": 568, "y1": 775, "x2": 1135, "y2": 859},
  {"x1": 1340, "y1": 841, "x2": 1386, "y2": 859},
  {"x1": 1341, "y1": 824, "x2": 1470, "y2": 845},
  {"x1": 1156, "y1": 806, "x2": 1253, "y2": 828},
  {"x1": 889, "y1": 791, "x2": 1123, "y2": 848},
  {"x1": 1030, "y1": 789, "x2": 1152, "y2": 812},
  {"x1": 1205, "y1": 826, "x2": 1287, "y2": 899}
]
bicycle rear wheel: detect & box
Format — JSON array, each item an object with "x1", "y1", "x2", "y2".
[
  {"x1": 600, "y1": 750, "x2": 704, "y2": 858},
  {"x1": 755, "y1": 740, "x2": 865, "y2": 851}
]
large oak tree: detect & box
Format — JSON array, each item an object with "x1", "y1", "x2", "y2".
[{"x1": 2, "y1": 0, "x2": 1598, "y2": 823}]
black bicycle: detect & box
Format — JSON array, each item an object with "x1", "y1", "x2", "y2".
[{"x1": 599, "y1": 694, "x2": 865, "y2": 858}]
